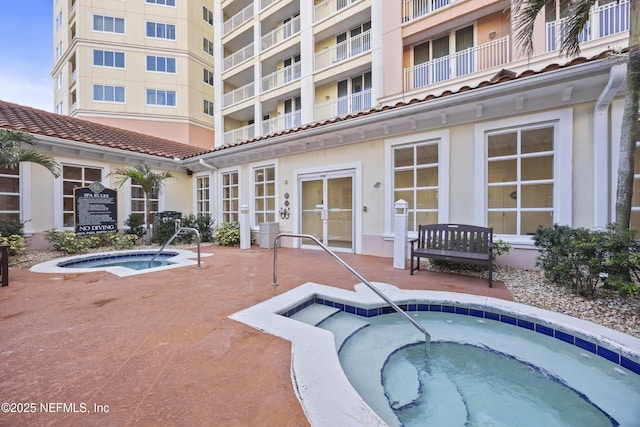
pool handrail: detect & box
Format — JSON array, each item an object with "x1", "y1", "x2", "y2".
[
  {"x1": 149, "y1": 219, "x2": 201, "y2": 268},
  {"x1": 272, "y1": 233, "x2": 430, "y2": 345}
]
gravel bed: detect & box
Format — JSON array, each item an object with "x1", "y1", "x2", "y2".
[{"x1": 10, "y1": 250, "x2": 640, "y2": 339}]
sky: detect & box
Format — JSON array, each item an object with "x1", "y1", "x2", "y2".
[{"x1": 0, "y1": 1, "x2": 54, "y2": 112}]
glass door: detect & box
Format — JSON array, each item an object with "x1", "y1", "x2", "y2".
[{"x1": 300, "y1": 171, "x2": 354, "y2": 251}]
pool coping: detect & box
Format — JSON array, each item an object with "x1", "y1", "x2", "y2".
[
  {"x1": 29, "y1": 249, "x2": 211, "y2": 277},
  {"x1": 230, "y1": 282, "x2": 640, "y2": 427}
]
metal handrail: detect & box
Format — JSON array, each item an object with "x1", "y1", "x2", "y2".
[
  {"x1": 272, "y1": 233, "x2": 430, "y2": 345},
  {"x1": 149, "y1": 220, "x2": 201, "y2": 268}
]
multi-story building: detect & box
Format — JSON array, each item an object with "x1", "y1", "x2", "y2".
[{"x1": 52, "y1": 0, "x2": 216, "y2": 149}]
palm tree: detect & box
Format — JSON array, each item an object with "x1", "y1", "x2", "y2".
[
  {"x1": 513, "y1": 0, "x2": 639, "y2": 229},
  {"x1": 111, "y1": 164, "x2": 173, "y2": 245},
  {"x1": 0, "y1": 129, "x2": 60, "y2": 177}
]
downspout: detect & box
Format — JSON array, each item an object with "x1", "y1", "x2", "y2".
[{"x1": 594, "y1": 63, "x2": 626, "y2": 229}]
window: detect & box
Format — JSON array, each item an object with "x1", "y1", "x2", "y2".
[
  {"x1": 146, "y1": 0, "x2": 175, "y2": 5},
  {"x1": 146, "y1": 55, "x2": 176, "y2": 73},
  {"x1": 486, "y1": 126, "x2": 555, "y2": 235},
  {"x1": 56, "y1": 102, "x2": 63, "y2": 114},
  {"x1": 56, "y1": 41, "x2": 63, "y2": 60},
  {"x1": 253, "y1": 166, "x2": 276, "y2": 224},
  {"x1": 393, "y1": 142, "x2": 439, "y2": 231},
  {"x1": 93, "y1": 15, "x2": 125, "y2": 34},
  {"x1": 93, "y1": 50, "x2": 125, "y2": 68},
  {"x1": 0, "y1": 166, "x2": 20, "y2": 221},
  {"x1": 203, "y1": 68, "x2": 214, "y2": 85},
  {"x1": 146, "y1": 21, "x2": 176, "y2": 40},
  {"x1": 203, "y1": 37, "x2": 213, "y2": 56},
  {"x1": 55, "y1": 73, "x2": 63, "y2": 90},
  {"x1": 130, "y1": 178, "x2": 159, "y2": 225},
  {"x1": 203, "y1": 99, "x2": 214, "y2": 116},
  {"x1": 222, "y1": 171, "x2": 239, "y2": 222},
  {"x1": 62, "y1": 165, "x2": 103, "y2": 227},
  {"x1": 146, "y1": 89, "x2": 176, "y2": 106},
  {"x1": 55, "y1": 11, "x2": 62, "y2": 31},
  {"x1": 93, "y1": 85, "x2": 125, "y2": 103},
  {"x1": 196, "y1": 176, "x2": 211, "y2": 214},
  {"x1": 203, "y1": 6, "x2": 213, "y2": 26},
  {"x1": 337, "y1": 72, "x2": 372, "y2": 115}
]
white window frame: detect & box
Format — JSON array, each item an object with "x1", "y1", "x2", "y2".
[
  {"x1": 93, "y1": 50, "x2": 125, "y2": 69},
  {"x1": 384, "y1": 130, "x2": 450, "y2": 238},
  {"x1": 146, "y1": 21, "x2": 176, "y2": 40},
  {"x1": 146, "y1": 89, "x2": 176, "y2": 107},
  {"x1": 218, "y1": 167, "x2": 241, "y2": 223},
  {"x1": 93, "y1": 84, "x2": 126, "y2": 103},
  {"x1": 93, "y1": 15, "x2": 125, "y2": 34},
  {"x1": 473, "y1": 108, "x2": 573, "y2": 246},
  {"x1": 193, "y1": 172, "x2": 213, "y2": 216},
  {"x1": 250, "y1": 160, "x2": 278, "y2": 228},
  {"x1": 146, "y1": 55, "x2": 176, "y2": 73}
]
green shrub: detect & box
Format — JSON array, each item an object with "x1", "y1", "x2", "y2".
[
  {"x1": 45, "y1": 229, "x2": 87, "y2": 254},
  {"x1": 213, "y1": 222, "x2": 254, "y2": 247},
  {"x1": 0, "y1": 220, "x2": 25, "y2": 237},
  {"x1": 0, "y1": 234, "x2": 26, "y2": 256},
  {"x1": 124, "y1": 213, "x2": 145, "y2": 239},
  {"x1": 196, "y1": 213, "x2": 215, "y2": 242},
  {"x1": 533, "y1": 223, "x2": 640, "y2": 297}
]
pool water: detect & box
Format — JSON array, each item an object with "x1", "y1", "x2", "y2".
[
  {"x1": 324, "y1": 310, "x2": 640, "y2": 426},
  {"x1": 58, "y1": 252, "x2": 176, "y2": 270}
]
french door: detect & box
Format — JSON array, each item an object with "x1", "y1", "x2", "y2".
[{"x1": 300, "y1": 170, "x2": 354, "y2": 252}]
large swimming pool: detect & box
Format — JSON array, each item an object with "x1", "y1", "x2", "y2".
[{"x1": 231, "y1": 282, "x2": 640, "y2": 427}]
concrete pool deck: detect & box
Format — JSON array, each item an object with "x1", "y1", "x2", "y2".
[{"x1": 0, "y1": 245, "x2": 511, "y2": 426}]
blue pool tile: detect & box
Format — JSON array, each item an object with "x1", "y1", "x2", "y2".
[
  {"x1": 429, "y1": 304, "x2": 442, "y2": 312},
  {"x1": 500, "y1": 315, "x2": 517, "y2": 325},
  {"x1": 535, "y1": 324, "x2": 554, "y2": 337},
  {"x1": 621, "y1": 357, "x2": 640, "y2": 375},
  {"x1": 597, "y1": 346, "x2": 619, "y2": 364},
  {"x1": 442, "y1": 305, "x2": 455, "y2": 313},
  {"x1": 576, "y1": 337, "x2": 597, "y2": 354},
  {"x1": 484, "y1": 312, "x2": 500, "y2": 321},
  {"x1": 455, "y1": 307, "x2": 469, "y2": 315},
  {"x1": 334, "y1": 302, "x2": 345, "y2": 311},
  {"x1": 315, "y1": 298, "x2": 326, "y2": 306},
  {"x1": 407, "y1": 304, "x2": 417, "y2": 312},
  {"x1": 470, "y1": 309, "x2": 484, "y2": 318},
  {"x1": 417, "y1": 303, "x2": 429, "y2": 311},
  {"x1": 517, "y1": 319, "x2": 535, "y2": 330},
  {"x1": 555, "y1": 330, "x2": 575, "y2": 345},
  {"x1": 345, "y1": 305, "x2": 356, "y2": 314},
  {"x1": 382, "y1": 306, "x2": 395, "y2": 315}
]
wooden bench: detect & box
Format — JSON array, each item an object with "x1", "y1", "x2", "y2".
[{"x1": 410, "y1": 224, "x2": 494, "y2": 287}]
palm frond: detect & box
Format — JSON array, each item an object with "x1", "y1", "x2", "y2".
[
  {"x1": 512, "y1": 0, "x2": 548, "y2": 58},
  {"x1": 561, "y1": 0, "x2": 598, "y2": 57},
  {"x1": 16, "y1": 150, "x2": 61, "y2": 177}
]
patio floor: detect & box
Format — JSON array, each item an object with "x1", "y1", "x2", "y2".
[{"x1": 0, "y1": 245, "x2": 511, "y2": 426}]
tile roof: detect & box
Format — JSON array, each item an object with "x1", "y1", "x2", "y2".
[{"x1": 0, "y1": 101, "x2": 209, "y2": 160}]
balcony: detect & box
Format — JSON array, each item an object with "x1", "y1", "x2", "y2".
[
  {"x1": 261, "y1": 0, "x2": 278, "y2": 10},
  {"x1": 223, "y1": 82, "x2": 255, "y2": 108},
  {"x1": 261, "y1": 15, "x2": 300, "y2": 51},
  {"x1": 262, "y1": 111, "x2": 302, "y2": 135},
  {"x1": 224, "y1": 43, "x2": 255, "y2": 71},
  {"x1": 403, "y1": 36, "x2": 510, "y2": 91},
  {"x1": 224, "y1": 124, "x2": 255, "y2": 145},
  {"x1": 315, "y1": 30, "x2": 371, "y2": 71},
  {"x1": 546, "y1": 0, "x2": 629, "y2": 52},
  {"x1": 262, "y1": 63, "x2": 302, "y2": 93},
  {"x1": 402, "y1": 0, "x2": 457, "y2": 23},
  {"x1": 315, "y1": 0, "x2": 363, "y2": 23},
  {"x1": 223, "y1": 3, "x2": 254, "y2": 36},
  {"x1": 315, "y1": 88, "x2": 372, "y2": 121}
]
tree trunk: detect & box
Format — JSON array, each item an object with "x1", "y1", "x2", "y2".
[{"x1": 615, "y1": 0, "x2": 640, "y2": 230}]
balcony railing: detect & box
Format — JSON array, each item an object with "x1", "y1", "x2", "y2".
[
  {"x1": 223, "y1": 3, "x2": 254, "y2": 36},
  {"x1": 546, "y1": 0, "x2": 629, "y2": 52},
  {"x1": 223, "y1": 82, "x2": 255, "y2": 107},
  {"x1": 262, "y1": 63, "x2": 302, "y2": 93},
  {"x1": 315, "y1": 30, "x2": 371, "y2": 71},
  {"x1": 404, "y1": 36, "x2": 510, "y2": 91},
  {"x1": 261, "y1": 0, "x2": 278, "y2": 11},
  {"x1": 402, "y1": 0, "x2": 456, "y2": 23},
  {"x1": 223, "y1": 43, "x2": 254, "y2": 71},
  {"x1": 315, "y1": 89, "x2": 372, "y2": 121},
  {"x1": 224, "y1": 124, "x2": 255, "y2": 145},
  {"x1": 262, "y1": 111, "x2": 302, "y2": 135},
  {"x1": 261, "y1": 15, "x2": 301, "y2": 51},
  {"x1": 315, "y1": 0, "x2": 363, "y2": 23}
]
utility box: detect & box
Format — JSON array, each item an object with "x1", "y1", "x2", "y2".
[
  {"x1": 153, "y1": 211, "x2": 182, "y2": 239},
  {"x1": 259, "y1": 222, "x2": 279, "y2": 249}
]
